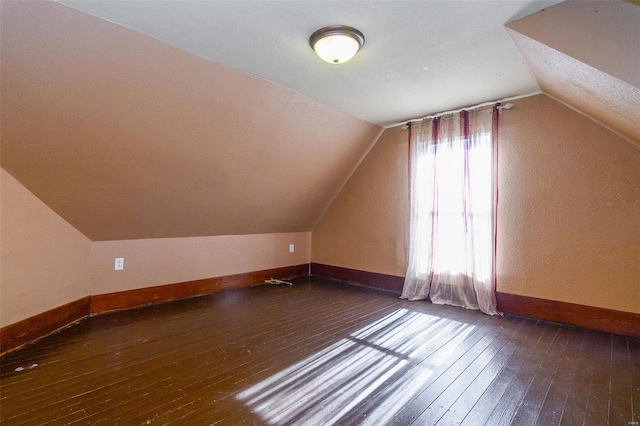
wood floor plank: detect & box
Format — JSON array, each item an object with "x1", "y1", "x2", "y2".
[
  {"x1": 430, "y1": 318, "x2": 527, "y2": 425},
  {"x1": 2, "y1": 277, "x2": 638, "y2": 426},
  {"x1": 75, "y1": 284, "x2": 400, "y2": 424},
  {"x1": 76, "y1": 312, "x2": 376, "y2": 420},
  {"x1": 150, "y1": 296, "x2": 405, "y2": 424},
  {"x1": 1, "y1": 288, "x2": 298, "y2": 398},
  {"x1": 534, "y1": 327, "x2": 585, "y2": 425},
  {"x1": 559, "y1": 329, "x2": 600, "y2": 426},
  {"x1": 510, "y1": 324, "x2": 575, "y2": 425},
  {"x1": 201, "y1": 312, "x2": 481, "y2": 425},
  {"x1": 458, "y1": 319, "x2": 553, "y2": 426},
  {"x1": 3, "y1": 290, "x2": 334, "y2": 421},
  {"x1": 388, "y1": 316, "x2": 529, "y2": 425},
  {"x1": 341, "y1": 316, "x2": 523, "y2": 426},
  {"x1": 413, "y1": 326, "x2": 521, "y2": 425},
  {"x1": 238, "y1": 311, "x2": 509, "y2": 426},
  {"x1": 630, "y1": 337, "x2": 640, "y2": 426},
  {"x1": 584, "y1": 332, "x2": 613, "y2": 425},
  {"x1": 3, "y1": 286, "x2": 320, "y2": 422},
  {"x1": 483, "y1": 322, "x2": 561, "y2": 425},
  {"x1": 608, "y1": 335, "x2": 634, "y2": 426}
]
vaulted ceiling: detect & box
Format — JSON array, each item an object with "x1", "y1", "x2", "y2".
[
  {"x1": 506, "y1": 0, "x2": 640, "y2": 145},
  {"x1": 56, "y1": 0, "x2": 564, "y2": 127},
  {"x1": 1, "y1": 0, "x2": 638, "y2": 242},
  {"x1": 1, "y1": 1, "x2": 382, "y2": 241}
]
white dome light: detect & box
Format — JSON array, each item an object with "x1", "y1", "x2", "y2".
[{"x1": 309, "y1": 26, "x2": 365, "y2": 65}]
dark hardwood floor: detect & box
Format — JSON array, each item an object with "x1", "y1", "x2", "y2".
[{"x1": 1, "y1": 277, "x2": 638, "y2": 425}]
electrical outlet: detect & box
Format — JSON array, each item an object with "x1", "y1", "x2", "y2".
[
  {"x1": 114, "y1": 258, "x2": 124, "y2": 271},
  {"x1": 289, "y1": 244, "x2": 295, "y2": 253}
]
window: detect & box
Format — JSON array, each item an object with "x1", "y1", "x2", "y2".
[{"x1": 402, "y1": 107, "x2": 498, "y2": 315}]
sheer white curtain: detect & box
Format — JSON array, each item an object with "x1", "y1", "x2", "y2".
[{"x1": 401, "y1": 107, "x2": 499, "y2": 315}]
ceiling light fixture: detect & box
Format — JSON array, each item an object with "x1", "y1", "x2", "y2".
[{"x1": 309, "y1": 25, "x2": 365, "y2": 65}]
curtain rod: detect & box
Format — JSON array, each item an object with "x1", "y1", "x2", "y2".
[{"x1": 393, "y1": 91, "x2": 540, "y2": 130}]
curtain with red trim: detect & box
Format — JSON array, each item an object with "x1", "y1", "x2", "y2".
[{"x1": 401, "y1": 106, "x2": 499, "y2": 315}]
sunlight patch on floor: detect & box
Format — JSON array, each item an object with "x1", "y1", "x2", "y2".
[{"x1": 237, "y1": 309, "x2": 475, "y2": 425}]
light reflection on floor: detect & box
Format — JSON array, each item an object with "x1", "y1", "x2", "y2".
[{"x1": 237, "y1": 308, "x2": 475, "y2": 425}]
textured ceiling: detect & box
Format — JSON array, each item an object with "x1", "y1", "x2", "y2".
[
  {"x1": 57, "y1": 0, "x2": 564, "y2": 127},
  {"x1": 506, "y1": 1, "x2": 640, "y2": 145}
]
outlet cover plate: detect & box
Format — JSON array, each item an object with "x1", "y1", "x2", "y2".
[{"x1": 114, "y1": 258, "x2": 124, "y2": 271}]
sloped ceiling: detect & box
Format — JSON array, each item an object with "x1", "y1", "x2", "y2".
[
  {"x1": 506, "y1": 0, "x2": 640, "y2": 145},
  {"x1": 57, "y1": 0, "x2": 563, "y2": 127},
  {"x1": 2, "y1": 0, "x2": 637, "y2": 242},
  {"x1": 0, "y1": 1, "x2": 382, "y2": 241}
]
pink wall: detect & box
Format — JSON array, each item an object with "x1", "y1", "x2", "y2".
[
  {"x1": 312, "y1": 127, "x2": 409, "y2": 277},
  {"x1": 1, "y1": 167, "x2": 311, "y2": 326},
  {"x1": 4, "y1": 92, "x2": 638, "y2": 328},
  {"x1": 1, "y1": 168, "x2": 92, "y2": 327},
  {"x1": 312, "y1": 94, "x2": 640, "y2": 314},
  {"x1": 497, "y1": 95, "x2": 640, "y2": 313},
  {"x1": 90, "y1": 233, "x2": 310, "y2": 295}
]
